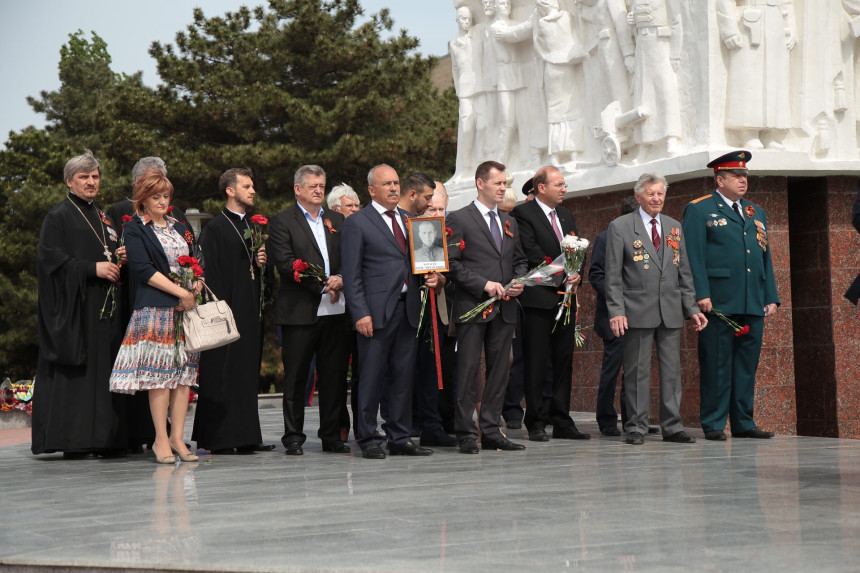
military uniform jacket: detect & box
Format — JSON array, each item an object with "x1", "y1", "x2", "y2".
[{"x1": 682, "y1": 192, "x2": 779, "y2": 316}]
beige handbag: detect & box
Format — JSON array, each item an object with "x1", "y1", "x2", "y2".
[{"x1": 182, "y1": 282, "x2": 240, "y2": 353}]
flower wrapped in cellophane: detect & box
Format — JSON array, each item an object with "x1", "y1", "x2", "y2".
[
  {"x1": 554, "y1": 235, "x2": 589, "y2": 342},
  {"x1": 459, "y1": 256, "x2": 567, "y2": 322}
]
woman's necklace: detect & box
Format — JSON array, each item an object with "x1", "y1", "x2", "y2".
[
  {"x1": 222, "y1": 212, "x2": 256, "y2": 279},
  {"x1": 66, "y1": 196, "x2": 112, "y2": 262}
]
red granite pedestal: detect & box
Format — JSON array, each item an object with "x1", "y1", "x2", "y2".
[{"x1": 564, "y1": 175, "x2": 859, "y2": 439}]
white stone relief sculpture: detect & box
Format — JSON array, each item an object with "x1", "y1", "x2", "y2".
[
  {"x1": 490, "y1": 0, "x2": 541, "y2": 171},
  {"x1": 443, "y1": 0, "x2": 860, "y2": 211},
  {"x1": 450, "y1": 6, "x2": 484, "y2": 180},
  {"x1": 533, "y1": 0, "x2": 591, "y2": 172},
  {"x1": 716, "y1": 0, "x2": 797, "y2": 150},
  {"x1": 627, "y1": 0, "x2": 684, "y2": 161}
]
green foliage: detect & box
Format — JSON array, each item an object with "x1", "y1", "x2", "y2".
[{"x1": 0, "y1": 1, "x2": 457, "y2": 379}]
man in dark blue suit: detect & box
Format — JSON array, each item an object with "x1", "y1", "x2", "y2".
[
  {"x1": 342, "y1": 164, "x2": 440, "y2": 459},
  {"x1": 589, "y1": 196, "x2": 638, "y2": 436}
]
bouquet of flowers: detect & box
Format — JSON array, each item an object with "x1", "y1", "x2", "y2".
[
  {"x1": 292, "y1": 259, "x2": 328, "y2": 284},
  {"x1": 170, "y1": 255, "x2": 204, "y2": 364},
  {"x1": 244, "y1": 214, "x2": 269, "y2": 319},
  {"x1": 100, "y1": 214, "x2": 135, "y2": 319},
  {"x1": 711, "y1": 308, "x2": 750, "y2": 337},
  {"x1": 554, "y1": 235, "x2": 590, "y2": 341},
  {"x1": 459, "y1": 256, "x2": 566, "y2": 322}
]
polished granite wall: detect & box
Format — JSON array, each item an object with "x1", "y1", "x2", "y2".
[{"x1": 559, "y1": 175, "x2": 860, "y2": 438}]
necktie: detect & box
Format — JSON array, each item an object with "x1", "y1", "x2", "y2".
[
  {"x1": 384, "y1": 210, "x2": 407, "y2": 253},
  {"x1": 550, "y1": 210, "x2": 563, "y2": 242},
  {"x1": 488, "y1": 211, "x2": 503, "y2": 252},
  {"x1": 650, "y1": 218, "x2": 660, "y2": 251},
  {"x1": 732, "y1": 202, "x2": 743, "y2": 221}
]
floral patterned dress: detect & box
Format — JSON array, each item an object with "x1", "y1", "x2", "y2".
[{"x1": 109, "y1": 220, "x2": 200, "y2": 394}]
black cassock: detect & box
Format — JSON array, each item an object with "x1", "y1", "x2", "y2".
[
  {"x1": 32, "y1": 193, "x2": 128, "y2": 454},
  {"x1": 192, "y1": 209, "x2": 264, "y2": 450}
]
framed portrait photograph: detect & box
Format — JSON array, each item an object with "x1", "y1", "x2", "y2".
[{"x1": 407, "y1": 216, "x2": 449, "y2": 274}]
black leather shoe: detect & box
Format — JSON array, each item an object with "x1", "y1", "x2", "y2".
[
  {"x1": 285, "y1": 442, "x2": 303, "y2": 456},
  {"x1": 663, "y1": 431, "x2": 696, "y2": 443},
  {"x1": 481, "y1": 436, "x2": 526, "y2": 451},
  {"x1": 505, "y1": 421, "x2": 522, "y2": 430},
  {"x1": 553, "y1": 426, "x2": 591, "y2": 440},
  {"x1": 528, "y1": 429, "x2": 550, "y2": 441},
  {"x1": 388, "y1": 440, "x2": 433, "y2": 456},
  {"x1": 322, "y1": 440, "x2": 351, "y2": 453},
  {"x1": 419, "y1": 429, "x2": 457, "y2": 447},
  {"x1": 625, "y1": 432, "x2": 645, "y2": 445},
  {"x1": 253, "y1": 443, "x2": 277, "y2": 452},
  {"x1": 600, "y1": 427, "x2": 621, "y2": 437},
  {"x1": 459, "y1": 437, "x2": 479, "y2": 454},
  {"x1": 732, "y1": 427, "x2": 774, "y2": 439},
  {"x1": 361, "y1": 445, "x2": 386, "y2": 459},
  {"x1": 704, "y1": 430, "x2": 727, "y2": 441}
]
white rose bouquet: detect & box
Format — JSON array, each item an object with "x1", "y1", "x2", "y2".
[{"x1": 554, "y1": 235, "x2": 590, "y2": 342}]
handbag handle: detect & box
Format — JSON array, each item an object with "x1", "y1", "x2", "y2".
[{"x1": 199, "y1": 281, "x2": 220, "y2": 303}]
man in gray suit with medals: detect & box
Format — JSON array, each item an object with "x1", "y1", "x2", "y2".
[{"x1": 605, "y1": 173, "x2": 707, "y2": 445}]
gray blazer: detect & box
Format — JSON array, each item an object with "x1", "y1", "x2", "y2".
[{"x1": 604, "y1": 211, "x2": 698, "y2": 329}]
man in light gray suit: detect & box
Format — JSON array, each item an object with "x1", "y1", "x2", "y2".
[{"x1": 605, "y1": 173, "x2": 707, "y2": 445}]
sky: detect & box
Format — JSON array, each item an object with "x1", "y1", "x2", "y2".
[{"x1": 0, "y1": 1, "x2": 457, "y2": 146}]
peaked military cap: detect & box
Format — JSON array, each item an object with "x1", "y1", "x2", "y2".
[
  {"x1": 521, "y1": 177, "x2": 535, "y2": 196},
  {"x1": 707, "y1": 150, "x2": 751, "y2": 174}
]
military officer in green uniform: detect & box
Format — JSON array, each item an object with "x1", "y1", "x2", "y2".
[{"x1": 682, "y1": 151, "x2": 779, "y2": 440}]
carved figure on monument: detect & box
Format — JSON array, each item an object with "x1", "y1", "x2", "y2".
[
  {"x1": 490, "y1": 0, "x2": 540, "y2": 170},
  {"x1": 627, "y1": 0, "x2": 683, "y2": 161},
  {"x1": 450, "y1": 6, "x2": 485, "y2": 180},
  {"x1": 477, "y1": 0, "x2": 500, "y2": 161},
  {"x1": 716, "y1": 0, "x2": 797, "y2": 150},
  {"x1": 842, "y1": 1, "x2": 860, "y2": 144},
  {"x1": 534, "y1": 0, "x2": 590, "y2": 172},
  {"x1": 595, "y1": 0, "x2": 636, "y2": 112}
]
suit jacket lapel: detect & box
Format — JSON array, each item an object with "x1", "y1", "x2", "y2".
[
  {"x1": 292, "y1": 207, "x2": 324, "y2": 260},
  {"x1": 368, "y1": 206, "x2": 402, "y2": 253},
  {"x1": 634, "y1": 214, "x2": 662, "y2": 273},
  {"x1": 468, "y1": 204, "x2": 499, "y2": 254}
]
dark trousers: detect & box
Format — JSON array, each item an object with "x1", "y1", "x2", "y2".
[
  {"x1": 280, "y1": 315, "x2": 348, "y2": 446},
  {"x1": 698, "y1": 314, "x2": 764, "y2": 434},
  {"x1": 521, "y1": 307, "x2": 576, "y2": 432},
  {"x1": 454, "y1": 318, "x2": 514, "y2": 441},
  {"x1": 596, "y1": 334, "x2": 627, "y2": 430},
  {"x1": 502, "y1": 319, "x2": 525, "y2": 424},
  {"x1": 354, "y1": 300, "x2": 418, "y2": 449}
]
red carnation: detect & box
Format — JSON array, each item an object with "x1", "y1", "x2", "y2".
[
  {"x1": 459, "y1": 240, "x2": 465, "y2": 250},
  {"x1": 446, "y1": 227, "x2": 453, "y2": 238},
  {"x1": 192, "y1": 264, "x2": 204, "y2": 278},
  {"x1": 544, "y1": 256, "x2": 552, "y2": 264},
  {"x1": 250, "y1": 214, "x2": 269, "y2": 226},
  {"x1": 167, "y1": 206, "x2": 174, "y2": 213},
  {"x1": 735, "y1": 325, "x2": 750, "y2": 337},
  {"x1": 178, "y1": 255, "x2": 192, "y2": 266},
  {"x1": 292, "y1": 259, "x2": 309, "y2": 272},
  {"x1": 293, "y1": 270, "x2": 301, "y2": 282},
  {"x1": 121, "y1": 214, "x2": 133, "y2": 223}
]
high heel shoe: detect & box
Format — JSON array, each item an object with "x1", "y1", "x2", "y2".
[
  {"x1": 170, "y1": 443, "x2": 199, "y2": 462},
  {"x1": 154, "y1": 452, "x2": 176, "y2": 464}
]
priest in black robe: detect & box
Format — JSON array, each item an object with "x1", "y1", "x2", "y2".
[
  {"x1": 191, "y1": 168, "x2": 274, "y2": 454},
  {"x1": 33, "y1": 150, "x2": 128, "y2": 457},
  {"x1": 106, "y1": 156, "x2": 195, "y2": 451}
]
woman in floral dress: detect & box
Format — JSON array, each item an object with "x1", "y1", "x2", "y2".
[{"x1": 109, "y1": 170, "x2": 203, "y2": 464}]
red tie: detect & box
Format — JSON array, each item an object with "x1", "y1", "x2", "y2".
[
  {"x1": 650, "y1": 218, "x2": 660, "y2": 251},
  {"x1": 385, "y1": 210, "x2": 407, "y2": 253}
]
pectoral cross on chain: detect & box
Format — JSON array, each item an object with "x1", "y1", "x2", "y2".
[
  {"x1": 250, "y1": 264, "x2": 255, "y2": 280},
  {"x1": 104, "y1": 247, "x2": 112, "y2": 262}
]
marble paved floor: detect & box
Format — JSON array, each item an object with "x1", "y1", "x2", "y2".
[{"x1": 2, "y1": 408, "x2": 860, "y2": 573}]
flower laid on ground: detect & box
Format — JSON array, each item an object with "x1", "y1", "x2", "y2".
[
  {"x1": 554, "y1": 235, "x2": 590, "y2": 337},
  {"x1": 459, "y1": 256, "x2": 567, "y2": 322},
  {"x1": 0, "y1": 378, "x2": 33, "y2": 415},
  {"x1": 292, "y1": 258, "x2": 327, "y2": 284},
  {"x1": 245, "y1": 214, "x2": 269, "y2": 319},
  {"x1": 170, "y1": 256, "x2": 204, "y2": 364},
  {"x1": 711, "y1": 308, "x2": 750, "y2": 337},
  {"x1": 100, "y1": 214, "x2": 135, "y2": 320}
]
